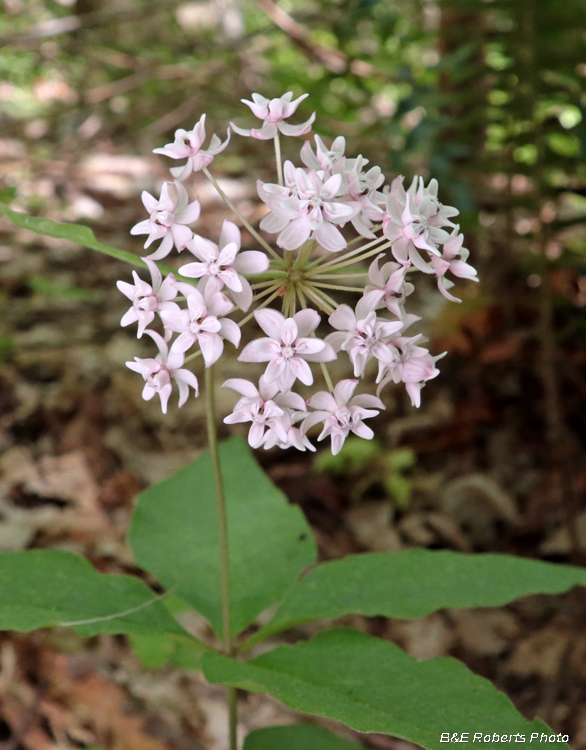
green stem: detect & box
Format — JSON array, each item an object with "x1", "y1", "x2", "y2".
[
  {"x1": 204, "y1": 365, "x2": 237, "y2": 750},
  {"x1": 202, "y1": 167, "x2": 280, "y2": 261},
  {"x1": 274, "y1": 133, "x2": 284, "y2": 186}
]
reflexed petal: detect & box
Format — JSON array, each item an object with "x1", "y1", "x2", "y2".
[
  {"x1": 229, "y1": 122, "x2": 253, "y2": 137},
  {"x1": 260, "y1": 212, "x2": 290, "y2": 234},
  {"x1": 230, "y1": 278, "x2": 253, "y2": 312},
  {"x1": 277, "y1": 114, "x2": 315, "y2": 137},
  {"x1": 130, "y1": 219, "x2": 152, "y2": 236},
  {"x1": 222, "y1": 378, "x2": 259, "y2": 398},
  {"x1": 307, "y1": 391, "x2": 337, "y2": 412},
  {"x1": 351, "y1": 394, "x2": 385, "y2": 410},
  {"x1": 255, "y1": 308, "x2": 285, "y2": 338},
  {"x1": 277, "y1": 217, "x2": 312, "y2": 251},
  {"x1": 187, "y1": 235, "x2": 219, "y2": 262},
  {"x1": 248, "y1": 422, "x2": 266, "y2": 449},
  {"x1": 334, "y1": 378, "x2": 358, "y2": 406},
  {"x1": 217, "y1": 241, "x2": 239, "y2": 267},
  {"x1": 171, "y1": 331, "x2": 196, "y2": 354},
  {"x1": 175, "y1": 199, "x2": 201, "y2": 225},
  {"x1": 219, "y1": 220, "x2": 241, "y2": 251},
  {"x1": 351, "y1": 421, "x2": 374, "y2": 440},
  {"x1": 293, "y1": 308, "x2": 320, "y2": 337},
  {"x1": 171, "y1": 223, "x2": 194, "y2": 250},
  {"x1": 313, "y1": 222, "x2": 346, "y2": 252},
  {"x1": 198, "y1": 332, "x2": 224, "y2": 366},
  {"x1": 250, "y1": 122, "x2": 278, "y2": 140},
  {"x1": 116, "y1": 280, "x2": 136, "y2": 301},
  {"x1": 218, "y1": 267, "x2": 243, "y2": 292},
  {"x1": 331, "y1": 432, "x2": 347, "y2": 456},
  {"x1": 145, "y1": 233, "x2": 173, "y2": 260},
  {"x1": 232, "y1": 251, "x2": 270, "y2": 275},
  {"x1": 219, "y1": 318, "x2": 241, "y2": 347},
  {"x1": 120, "y1": 308, "x2": 139, "y2": 327},
  {"x1": 329, "y1": 304, "x2": 356, "y2": 332}
]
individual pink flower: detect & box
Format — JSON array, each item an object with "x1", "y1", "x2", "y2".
[
  {"x1": 326, "y1": 296, "x2": 404, "y2": 377},
  {"x1": 342, "y1": 157, "x2": 386, "y2": 239},
  {"x1": 230, "y1": 92, "x2": 315, "y2": 139},
  {"x1": 376, "y1": 335, "x2": 445, "y2": 407},
  {"x1": 222, "y1": 376, "x2": 307, "y2": 449},
  {"x1": 130, "y1": 181, "x2": 200, "y2": 260},
  {"x1": 300, "y1": 134, "x2": 346, "y2": 171},
  {"x1": 261, "y1": 410, "x2": 315, "y2": 452},
  {"x1": 382, "y1": 176, "x2": 456, "y2": 270},
  {"x1": 363, "y1": 254, "x2": 414, "y2": 318},
  {"x1": 160, "y1": 283, "x2": 240, "y2": 366},
  {"x1": 238, "y1": 309, "x2": 336, "y2": 392},
  {"x1": 430, "y1": 228, "x2": 478, "y2": 302},
  {"x1": 116, "y1": 259, "x2": 179, "y2": 338},
  {"x1": 126, "y1": 330, "x2": 199, "y2": 414},
  {"x1": 178, "y1": 221, "x2": 269, "y2": 311},
  {"x1": 153, "y1": 115, "x2": 230, "y2": 181},
  {"x1": 302, "y1": 379, "x2": 385, "y2": 455},
  {"x1": 259, "y1": 164, "x2": 358, "y2": 252}
]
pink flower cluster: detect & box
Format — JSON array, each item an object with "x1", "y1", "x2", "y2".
[{"x1": 118, "y1": 92, "x2": 478, "y2": 455}]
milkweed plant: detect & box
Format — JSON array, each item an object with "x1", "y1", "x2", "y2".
[{"x1": 0, "y1": 92, "x2": 578, "y2": 750}]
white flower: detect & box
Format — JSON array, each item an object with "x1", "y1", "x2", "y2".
[
  {"x1": 153, "y1": 114, "x2": 230, "y2": 181},
  {"x1": 430, "y1": 227, "x2": 478, "y2": 302},
  {"x1": 160, "y1": 281, "x2": 240, "y2": 366},
  {"x1": 126, "y1": 330, "x2": 199, "y2": 414},
  {"x1": 117, "y1": 259, "x2": 179, "y2": 337},
  {"x1": 376, "y1": 335, "x2": 445, "y2": 407},
  {"x1": 326, "y1": 295, "x2": 404, "y2": 377},
  {"x1": 130, "y1": 181, "x2": 200, "y2": 260},
  {"x1": 364, "y1": 254, "x2": 414, "y2": 318},
  {"x1": 302, "y1": 379, "x2": 385, "y2": 455},
  {"x1": 258, "y1": 163, "x2": 358, "y2": 252},
  {"x1": 238, "y1": 308, "x2": 336, "y2": 392},
  {"x1": 178, "y1": 221, "x2": 269, "y2": 311},
  {"x1": 230, "y1": 92, "x2": 315, "y2": 139}
]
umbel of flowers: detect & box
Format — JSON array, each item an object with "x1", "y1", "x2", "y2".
[{"x1": 120, "y1": 92, "x2": 478, "y2": 455}]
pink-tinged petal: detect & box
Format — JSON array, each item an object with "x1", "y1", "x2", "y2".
[
  {"x1": 281, "y1": 318, "x2": 298, "y2": 346},
  {"x1": 304, "y1": 341, "x2": 336, "y2": 362},
  {"x1": 157, "y1": 383, "x2": 173, "y2": 414},
  {"x1": 355, "y1": 294, "x2": 379, "y2": 320},
  {"x1": 120, "y1": 308, "x2": 139, "y2": 327},
  {"x1": 258, "y1": 376, "x2": 279, "y2": 401},
  {"x1": 232, "y1": 251, "x2": 269, "y2": 275},
  {"x1": 307, "y1": 391, "x2": 337, "y2": 412},
  {"x1": 264, "y1": 357, "x2": 286, "y2": 384},
  {"x1": 324, "y1": 331, "x2": 347, "y2": 351},
  {"x1": 219, "y1": 220, "x2": 241, "y2": 251},
  {"x1": 321, "y1": 173, "x2": 343, "y2": 200},
  {"x1": 260, "y1": 212, "x2": 290, "y2": 234},
  {"x1": 171, "y1": 223, "x2": 193, "y2": 250},
  {"x1": 330, "y1": 432, "x2": 347, "y2": 456},
  {"x1": 295, "y1": 337, "x2": 325, "y2": 356},
  {"x1": 141, "y1": 382, "x2": 156, "y2": 401},
  {"x1": 158, "y1": 182, "x2": 174, "y2": 212},
  {"x1": 277, "y1": 217, "x2": 312, "y2": 251},
  {"x1": 145, "y1": 233, "x2": 174, "y2": 261},
  {"x1": 255, "y1": 308, "x2": 285, "y2": 338},
  {"x1": 190, "y1": 114, "x2": 207, "y2": 149},
  {"x1": 289, "y1": 357, "x2": 313, "y2": 386},
  {"x1": 219, "y1": 318, "x2": 241, "y2": 347},
  {"x1": 230, "y1": 277, "x2": 253, "y2": 312},
  {"x1": 174, "y1": 378, "x2": 190, "y2": 408},
  {"x1": 301, "y1": 411, "x2": 329, "y2": 434},
  {"x1": 408, "y1": 246, "x2": 434, "y2": 274},
  {"x1": 174, "y1": 368, "x2": 199, "y2": 397},
  {"x1": 437, "y1": 277, "x2": 462, "y2": 303},
  {"x1": 224, "y1": 409, "x2": 253, "y2": 425},
  {"x1": 217, "y1": 241, "x2": 239, "y2": 267},
  {"x1": 451, "y1": 259, "x2": 478, "y2": 280},
  {"x1": 248, "y1": 422, "x2": 267, "y2": 449},
  {"x1": 175, "y1": 199, "x2": 201, "y2": 225},
  {"x1": 178, "y1": 261, "x2": 209, "y2": 279},
  {"x1": 141, "y1": 191, "x2": 158, "y2": 213},
  {"x1": 334, "y1": 379, "x2": 358, "y2": 406},
  {"x1": 238, "y1": 338, "x2": 279, "y2": 363},
  {"x1": 136, "y1": 310, "x2": 156, "y2": 338},
  {"x1": 361, "y1": 288, "x2": 385, "y2": 312},
  {"x1": 199, "y1": 332, "x2": 224, "y2": 367},
  {"x1": 187, "y1": 235, "x2": 219, "y2": 262},
  {"x1": 144, "y1": 258, "x2": 163, "y2": 293},
  {"x1": 277, "y1": 114, "x2": 315, "y2": 137},
  {"x1": 293, "y1": 308, "x2": 320, "y2": 337},
  {"x1": 222, "y1": 378, "x2": 259, "y2": 398},
  {"x1": 276, "y1": 391, "x2": 306, "y2": 411},
  {"x1": 351, "y1": 393, "x2": 385, "y2": 410},
  {"x1": 329, "y1": 304, "x2": 356, "y2": 332},
  {"x1": 405, "y1": 382, "x2": 423, "y2": 408},
  {"x1": 130, "y1": 219, "x2": 152, "y2": 236},
  {"x1": 218, "y1": 267, "x2": 243, "y2": 292},
  {"x1": 250, "y1": 122, "x2": 278, "y2": 140},
  {"x1": 351, "y1": 421, "x2": 374, "y2": 440},
  {"x1": 116, "y1": 280, "x2": 136, "y2": 301},
  {"x1": 170, "y1": 161, "x2": 193, "y2": 181},
  {"x1": 349, "y1": 347, "x2": 368, "y2": 377},
  {"x1": 229, "y1": 122, "x2": 253, "y2": 137},
  {"x1": 313, "y1": 222, "x2": 346, "y2": 252},
  {"x1": 171, "y1": 331, "x2": 197, "y2": 354}
]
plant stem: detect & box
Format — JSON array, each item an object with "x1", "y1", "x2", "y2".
[
  {"x1": 204, "y1": 365, "x2": 237, "y2": 750},
  {"x1": 274, "y1": 133, "x2": 284, "y2": 186},
  {"x1": 202, "y1": 166, "x2": 280, "y2": 261}
]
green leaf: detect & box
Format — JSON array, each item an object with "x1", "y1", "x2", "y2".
[
  {"x1": 131, "y1": 632, "x2": 209, "y2": 670},
  {"x1": 128, "y1": 437, "x2": 316, "y2": 638},
  {"x1": 204, "y1": 628, "x2": 555, "y2": 749},
  {"x1": 244, "y1": 724, "x2": 361, "y2": 750},
  {"x1": 0, "y1": 550, "x2": 187, "y2": 637},
  {"x1": 0, "y1": 199, "x2": 148, "y2": 268},
  {"x1": 245, "y1": 550, "x2": 586, "y2": 647}
]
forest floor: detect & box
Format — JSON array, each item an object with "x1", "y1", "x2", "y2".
[{"x1": 1, "y1": 132, "x2": 586, "y2": 750}]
